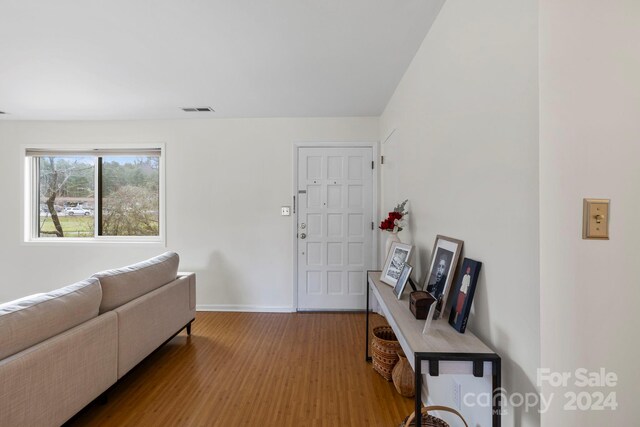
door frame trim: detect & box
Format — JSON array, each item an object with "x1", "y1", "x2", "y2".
[{"x1": 292, "y1": 141, "x2": 380, "y2": 311}]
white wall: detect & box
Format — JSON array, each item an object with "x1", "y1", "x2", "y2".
[
  {"x1": 379, "y1": 0, "x2": 539, "y2": 426},
  {"x1": 539, "y1": 0, "x2": 640, "y2": 424},
  {"x1": 0, "y1": 117, "x2": 378, "y2": 309}
]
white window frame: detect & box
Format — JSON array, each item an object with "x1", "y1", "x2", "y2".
[{"x1": 22, "y1": 143, "x2": 166, "y2": 245}]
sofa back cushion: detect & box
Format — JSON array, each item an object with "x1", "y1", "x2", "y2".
[
  {"x1": 0, "y1": 278, "x2": 101, "y2": 360},
  {"x1": 93, "y1": 252, "x2": 179, "y2": 313}
]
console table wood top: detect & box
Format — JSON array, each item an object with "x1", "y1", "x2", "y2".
[{"x1": 368, "y1": 271, "x2": 495, "y2": 357}]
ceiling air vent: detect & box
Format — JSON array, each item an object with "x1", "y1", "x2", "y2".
[{"x1": 182, "y1": 107, "x2": 215, "y2": 112}]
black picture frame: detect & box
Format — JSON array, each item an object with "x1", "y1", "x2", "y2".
[{"x1": 448, "y1": 258, "x2": 482, "y2": 333}]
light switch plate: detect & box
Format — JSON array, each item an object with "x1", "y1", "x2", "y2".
[
  {"x1": 583, "y1": 198, "x2": 610, "y2": 240},
  {"x1": 281, "y1": 206, "x2": 291, "y2": 216}
]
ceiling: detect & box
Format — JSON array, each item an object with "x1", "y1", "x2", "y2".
[{"x1": 0, "y1": 1, "x2": 443, "y2": 120}]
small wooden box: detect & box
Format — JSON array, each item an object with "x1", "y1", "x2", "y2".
[{"x1": 409, "y1": 291, "x2": 435, "y2": 320}]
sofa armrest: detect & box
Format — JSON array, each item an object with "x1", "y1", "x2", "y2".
[{"x1": 178, "y1": 272, "x2": 196, "y2": 311}]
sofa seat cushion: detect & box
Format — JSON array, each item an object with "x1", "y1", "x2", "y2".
[
  {"x1": 0, "y1": 278, "x2": 101, "y2": 360},
  {"x1": 93, "y1": 251, "x2": 179, "y2": 313}
]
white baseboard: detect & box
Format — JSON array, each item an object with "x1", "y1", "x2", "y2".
[{"x1": 196, "y1": 304, "x2": 295, "y2": 313}]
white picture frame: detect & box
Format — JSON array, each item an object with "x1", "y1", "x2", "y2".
[{"x1": 380, "y1": 242, "x2": 412, "y2": 287}]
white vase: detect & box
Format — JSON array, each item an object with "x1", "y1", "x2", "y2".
[{"x1": 384, "y1": 231, "x2": 401, "y2": 258}]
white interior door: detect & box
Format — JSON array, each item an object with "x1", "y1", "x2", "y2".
[{"x1": 297, "y1": 147, "x2": 374, "y2": 310}]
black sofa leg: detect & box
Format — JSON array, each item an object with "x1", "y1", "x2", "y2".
[
  {"x1": 97, "y1": 391, "x2": 108, "y2": 405},
  {"x1": 186, "y1": 320, "x2": 193, "y2": 335}
]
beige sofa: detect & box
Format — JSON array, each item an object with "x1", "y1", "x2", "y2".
[{"x1": 0, "y1": 252, "x2": 195, "y2": 426}]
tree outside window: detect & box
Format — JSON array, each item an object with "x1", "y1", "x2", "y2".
[{"x1": 33, "y1": 150, "x2": 162, "y2": 240}]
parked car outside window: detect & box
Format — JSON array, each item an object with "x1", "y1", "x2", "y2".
[{"x1": 67, "y1": 207, "x2": 92, "y2": 216}]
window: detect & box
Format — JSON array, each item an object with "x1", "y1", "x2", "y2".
[{"x1": 25, "y1": 147, "x2": 164, "y2": 242}]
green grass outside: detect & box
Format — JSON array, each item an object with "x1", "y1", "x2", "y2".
[{"x1": 39, "y1": 216, "x2": 94, "y2": 237}]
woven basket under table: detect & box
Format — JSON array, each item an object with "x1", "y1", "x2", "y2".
[{"x1": 371, "y1": 326, "x2": 402, "y2": 381}]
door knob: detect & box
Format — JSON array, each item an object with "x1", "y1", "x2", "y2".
[{"x1": 300, "y1": 233, "x2": 307, "y2": 239}]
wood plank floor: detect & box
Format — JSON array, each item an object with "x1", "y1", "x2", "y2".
[{"x1": 66, "y1": 312, "x2": 413, "y2": 427}]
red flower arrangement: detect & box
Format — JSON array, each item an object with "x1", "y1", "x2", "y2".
[{"x1": 379, "y1": 200, "x2": 408, "y2": 232}]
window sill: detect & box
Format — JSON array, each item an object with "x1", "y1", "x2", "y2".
[{"x1": 22, "y1": 238, "x2": 166, "y2": 247}]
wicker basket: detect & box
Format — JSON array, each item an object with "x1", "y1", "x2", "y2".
[
  {"x1": 399, "y1": 406, "x2": 468, "y2": 427},
  {"x1": 371, "y1": 326, "x2": 402, "y2": 381}
]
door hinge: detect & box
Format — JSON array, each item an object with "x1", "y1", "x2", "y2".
[
  {"x1": 381, "y1": 155, "x2": 384, "y2": 165},
  {"x1": 371, "y1": 221, "x2": 374, "y2": 230},
  {"x1": 293, "y1": 195, "x2": 296, "y2": 214},
  {"x1": 371, "y1": 160, "x2": 374, "y2": 170}
]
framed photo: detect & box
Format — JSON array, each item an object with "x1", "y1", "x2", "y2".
[
  {"x1": 380, "y1": 242, "x2": 412, "y2": 287},
  {"x1": 448, "y1": 258, "x2": 482, "y2": 333},
  {"x1": 421, "y1": 235, "x2": 463, "y2": 318},
  {"x1": 393, "y1": 263, "x2": 413, "y2": 299}
]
